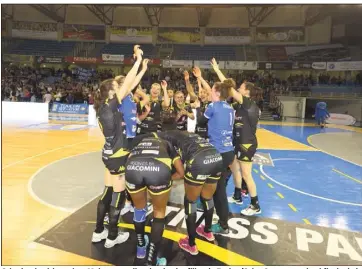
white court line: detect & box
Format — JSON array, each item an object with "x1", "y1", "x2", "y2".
[
  {"x1": 260, "y1": 158, "x2": 362, "y2": 207},
  {"x1": 2, "y1": 139, "x2": 100, "y2": 170},
  {"x1": 28, "y1": 151, "x2": 102, "y2": 213},
  {"x1": 307, "y1": 133, "x2": 362, "y2": 168}
]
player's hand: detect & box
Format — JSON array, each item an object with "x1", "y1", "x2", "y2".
[
  {"x1": 161, "y1": 80, "x2": 167, "y2": 90},
  {"x1": 192, "y1": 67, "x2": 201, "y2": 78},
  {"x1": 145, "y1": 104, "x2": 151, "y2": 113},
  {"x1": 193, "y1": 99, "x2": 201, "y2": 108},
  {"x1": 210, "y1": 58, "x2": 219, "y2": 71},
  {"x1": 133, "y1": 45, "x2": 143, "y2": 60},
  {"x1": 183, "y1": 70, "x2": 190, "y2": 81},
  {"x1": 142, "y1": 59, "x2": 149, "y2": 71}
]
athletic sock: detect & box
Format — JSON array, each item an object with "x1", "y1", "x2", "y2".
[
  {"x1": 95, "y1": 186, "x2": 113, "y2": 233},
  {"x1": 147, "y1": 217, "x2": 165, "y2": 265},
  {"x1": 186, "y1": 212, "x2": 197, "y2": 246},
  {"x1": 251, "y1": 195, "x2": 260, "y2": 209},
  {"x1": 233, "y1": 187, "x2": 241, "y2": 199},
  {"x1": 134, "y1": 220, "x2": 146, "y2": 247}
]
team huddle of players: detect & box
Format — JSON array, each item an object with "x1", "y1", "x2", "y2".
[{"x1": 91, "y1": 45, "x2": 261, "y2": 266}]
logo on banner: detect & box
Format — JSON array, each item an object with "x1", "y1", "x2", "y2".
[
  {"x1": 37, "y1": 56, "x2": 63, "y2": 63},
  {"x1": 51, "y1": 103, "x2": 89, "y2": 114},
  {"x1": 102, "y1": 54, "x2": 124, "y2": 62},
  {"x1": 73, "y1": 57, "x2": 98, "y2": 63},
  {"x1": 312, "y1": 62, "x2": 327, "y2": 70}
]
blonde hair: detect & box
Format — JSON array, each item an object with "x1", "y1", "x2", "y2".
[{"x1": 151, "y1": 83, "x2": 161, "y2": 91}]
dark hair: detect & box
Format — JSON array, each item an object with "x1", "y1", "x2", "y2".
[
  {"x1": 244, "y1": 82, "x2": 260, "y2": 101},
  {"x1": 214, "y1": 78, "x2": 235, "y2": 101},
  {"x1": 93, "y1": 79, "x2": 114, "y2": 115}
]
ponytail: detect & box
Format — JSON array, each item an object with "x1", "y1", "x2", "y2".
[
  {"x1": 93, "y1": 79, "x2": 114, "y2": 115},
  {"x1": 214, "y1": 78, "x2": 236, "y2": 101}
]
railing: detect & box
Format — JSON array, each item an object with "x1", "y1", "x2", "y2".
[{"x1": 278, "y1": 91, "x2": 362, "y2": 99}]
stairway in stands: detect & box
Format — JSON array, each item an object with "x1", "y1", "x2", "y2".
[{"x1": 260, "y1": 102, "x2": 275, "y2": 121}]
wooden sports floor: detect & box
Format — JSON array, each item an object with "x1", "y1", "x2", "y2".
[{"x1": 2, "y1": 121, "x2": 362, "y2": 265}]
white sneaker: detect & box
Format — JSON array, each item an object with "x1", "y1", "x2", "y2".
[
  {"x1": 227, "y1": 196, "x2": 243, "y2": 205},
  {"x1": 240, "y1": 205, "x2": 261, "y2": 216},
  {"x1": 104, "y1": 232, "x2": 130, "y2": 248},
  {"x1": 92, "y1": 228, "x2": 108, "y2": 243},
  {"x1": 121, "y1": 202, "x2": 134, "y2": 216}
]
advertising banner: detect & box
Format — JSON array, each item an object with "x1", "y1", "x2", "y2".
[
  {"x1": 3, "y1": 54, "x2": 34, "y2": 63},
  {"x1": 158, "y1": 28, "x2": 201, "y2": 44},
  {"x1": 162, "y1": 60, "x2": 193, "y2": 68},
  {"x1": 63, "y1": 24, "x2": 105, "y2": 40},
  {"x1": 204, "y1": 28, "x2": 250, "y2": 45},
  {"x1": 51, "y1": 103, "x2": 89, "y2": 114},
  {"x1": 36, "y1": 56, "x2": 63, "y2": 64},
  {"x1": 258, "y1": 62, "x2": 293, "y2": 70},
  {"x1": 224, "y1": 61, "x2": 257, "y2": 70},
  {"x1": 65, "y1": 56, "x2": 102, "y2": 64},
  {"x1": 326, "y1": 113, "x2": 356, "y2": 126},
  {"x1": 109, "y1": 26, "x2": 153, "y2": 43},
  {"x1": 256, "y1": 27, "x2": 305, "y2": 43},
  {"x1": 312, "y1": 62, "x2": 327, "y2": 70},
  {"x1": 102, "y1": 54, "x2": 124, "y2": 62},
  {"x1": 267, "y1": 47, "x2": 288, "y2": 61},
  {"x1": 193, "y1": 60, "x2": 226, "y2": 69},
  {"x1": 12, "y1": 21, "x2": 57, "y2": 40},
  {"x1": 326, "y1": 61, "x2": 362, "y2": 71},
  {"x1": 122, "y1": 58, "x2": 161, "y2": 65}
]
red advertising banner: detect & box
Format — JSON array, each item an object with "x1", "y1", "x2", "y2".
[
  {"x1": 63, "y1": 24, "x2": 105, "y2": 41},
  {"x1": 267, "y1": 47, "x2": 288, "y2": 61}
]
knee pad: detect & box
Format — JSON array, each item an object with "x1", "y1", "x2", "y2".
[
  {"x1": 111, "y1": 190, "x2": 126, "y2": 209},
  {"x1": 133, "y1": 207, "x2": 147, "y2": 223},
  {"x1": 100, "y1": 186, "x2": 113, "y2": 203},
  {"x1": 184, "y1": 196, "x2": 197, "y2": 215},
  {"x1": 200, "y1": 197, "x2": 214, "y2": 211}
]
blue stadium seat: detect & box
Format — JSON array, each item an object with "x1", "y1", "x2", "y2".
[{"x1": 8, "y1": 39, "x2": 77, "y2": 56}]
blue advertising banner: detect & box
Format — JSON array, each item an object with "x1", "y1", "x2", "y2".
[{"x1": 51, "y1": 103, "x2": 89, "y2": 114}]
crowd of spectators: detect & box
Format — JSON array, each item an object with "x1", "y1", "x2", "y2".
[{"x1": 2, "y1": 64, "x2": 362, "y2": 106}]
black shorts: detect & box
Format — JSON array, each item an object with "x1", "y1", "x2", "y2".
[
  {"x1": 234, "y1": 143, "x2": 257, "y2": 162},
  {"x1": 184, "y1": 148, "x2": 223, "y2": 186},
  {"x1": 221, "y1": 150, "x2": 235, "y2": 168},
  {"x1": 125, "y1": 157, "x2": 172, "y2": 195},
  {"x1": 102, "y1": 148, "x2": 130, "y2": 175}
]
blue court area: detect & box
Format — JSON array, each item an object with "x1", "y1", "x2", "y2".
[
  {"x1": 227, "y1": 127, "x2": 362, "y2": 232},
  {"x1": 260, "y1": 124, "x2": 352, "y2": 145}
]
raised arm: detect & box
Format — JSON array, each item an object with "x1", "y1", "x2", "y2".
[
  {"x1": 184, "y1": 71, "x2": 197, "y2": 101},
  {"x1": 210, "y1": 58, "x2": 226, "y2": 82},
  {"x1": 127, "y1": 59, "x2": 149, "y2": 96},
  {"x1": 115, "y1": 45, "x2": 143, "y2": 103},
  {"x1": 192, "y1": 67, "x2": 212, "y2": 96},
  {"x1": 161, "y1": 80, "x2": 170, "y2": 108},
  {"x1": 135, "y1": 86, "x2": 150, "y2": 108}
]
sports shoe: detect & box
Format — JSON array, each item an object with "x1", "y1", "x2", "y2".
[
  {"x1": 91, "y1": 228, "x2": 108, "y2": 243},
  {"x1": 121, "y1": 202, "x2": 134, "y2": 216},
  {"x1": 136, "y1": 235, "x2": 149, "y2": 259},
  {"x1": 104, "y1": 231, "x2": 130, "y2": 248},
  {"x1": 228, "y1": 195, "x2": 243, "y2": 205},
  {"x1": 210, "y1": 223, "x2": 229, "y2": 235},
  {"x1": 156, "y1": 257, "x2": 167, "y2": 266},
  {"x1": 178, "y1": 237, "x2": 198, "y2": 255},
  {"x1": 240, "y1": 204, "x2": 261, "y2": 216},
  {"x1": 196, "y1": 225, "x2": 215, "y2": 241}
]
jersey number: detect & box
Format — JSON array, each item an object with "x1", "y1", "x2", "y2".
[{"x1": 229, "y1": 112, "x2": 233, "y2": 126}]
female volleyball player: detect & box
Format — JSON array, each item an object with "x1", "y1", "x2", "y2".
[
  {"x1": 211, "y1": 58, "x2": 261, "y2": 215},
  {"x1": 137, "y1": 81, "x2": 170, "y2": 134},
  {"x1": 173, "y1": 90, "x2": 195, "y2": 131},
  {"x1": 184, "y1": 71, "x2": 211, "y2": 138},
  {"x1": 125, "y1": 135, "x2": 184, "y2": 265},
  {"x1": 155, "y1": 130, "x2": 223, "y2": 255},
  {"x1": 193, "y1": 67, "x2": 240, "y2": 234},
  {"x1": 91, "y1": 45, "x2": 147, "y2": 248}
]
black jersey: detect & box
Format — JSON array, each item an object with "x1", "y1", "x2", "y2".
[
  {"x1": 130, "y1": 136, "x2": 179, "y2": 165},
  {"x1": 160, "y1": 104, "x2": 177, "y2": 131},
  {"x1": 157, "y1": 130, "x2": 215, "y2": 162},
  {"x1": 232, "y1": 97, "x2": 259, "y2": 145},
  {"x1": 174, "y1": 104, "x2": 193, "y2": 131},
  {"x1": 138, "y1": 98, "x2": 163, "y2": 134},
  {"x1": 195, "y1": 99, "x2": 211, "y2": 138},
  {"x1": 97, "y1": 97, "x2": 128, "y2": 156}
]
